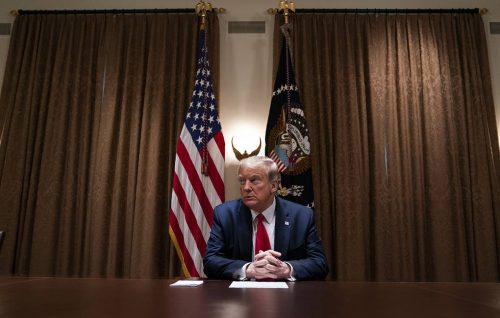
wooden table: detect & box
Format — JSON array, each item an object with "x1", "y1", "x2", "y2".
[{"x1": 1, "y1": 277, "x2": 499, "y2": 317}]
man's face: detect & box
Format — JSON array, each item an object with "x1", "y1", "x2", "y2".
[{"x1": 238, "y1": 166, "x2": 277, "y2": 213}]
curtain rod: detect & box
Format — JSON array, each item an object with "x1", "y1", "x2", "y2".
[
  {"x1": 294, "y1": 8, "x2": 480, "y2": 14},
  {"x1": 13, "y1": 7, "x2": 483, "y2": 16},
  {"x1": 266, "y1": 8, "x2": 484, "y2": 15},
  {"x1": 12, "y1": 8, "x2": 227, "y2": 16}
]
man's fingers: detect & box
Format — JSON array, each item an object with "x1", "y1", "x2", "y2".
[
  {"x1": 253, "y1": 258, "x2": 269, "y2": 267},
  {"x1": 254, "y1": 250, "x2": 269, "y2": 260},
  {"x1": 265, "y1": 255, "x2": 283, "y2": 266},
  {"x1": 255, "y1": 272, "x2": 277, "y2": 280},
  {"x1": 255, "y1": 250, "x2": 282, "y2": 261},
  {"x1": 254, "y1": 266, "x2": 270, "y2": 274},
  {"x1": 253, "y1": 257, "x2": 283, "y2": 268},
  {"x1": 267, "y1": 250, "x2": 282, "y2": 258}
]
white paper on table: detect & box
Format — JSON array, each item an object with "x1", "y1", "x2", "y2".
[
  {"x1": 229, "y1": 281, "x2": 288, "y2": 289},
  {"x1": 170, "y1": 280, "x2": 204, "y2": 287}
]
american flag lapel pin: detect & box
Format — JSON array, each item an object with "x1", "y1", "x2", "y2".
[{"x1": 284, "y1": 221, "x2": 289, "y2": 226}]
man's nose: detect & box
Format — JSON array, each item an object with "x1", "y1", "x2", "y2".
[{"x1": 242, "y1": 180, "x2": 252, "y2": 191}]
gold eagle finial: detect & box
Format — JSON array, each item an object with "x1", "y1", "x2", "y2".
[{"x1": 231, "y1": 137, "x2": 262, "y2": 161}]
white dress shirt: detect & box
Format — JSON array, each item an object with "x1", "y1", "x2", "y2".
[{"x1": 239, "y1": 198, "x2": 295, "y2": 280}]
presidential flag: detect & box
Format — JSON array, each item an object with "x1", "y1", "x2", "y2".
[
  {"x1": 265, "y1": 23, "x2": 314, "y2": 208},
  {"x1": 169, "y1": 29, "x2": 225, "y2": 277}
]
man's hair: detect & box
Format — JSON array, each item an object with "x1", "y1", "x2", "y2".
[{"x1": 238, "y1": 156, "x2": 280, "y2": 182}]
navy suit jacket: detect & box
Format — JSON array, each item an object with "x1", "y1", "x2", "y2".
[{"x1": 203, "y1": 197, "x2": 329, "y2": 280}]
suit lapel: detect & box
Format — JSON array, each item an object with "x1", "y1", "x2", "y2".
[
  {"x1": 237, "y1": 200, "x2": 253, "y2": 261},
  {"x1": 274, "y1": 198, "x2": 290, "y2": 259}
]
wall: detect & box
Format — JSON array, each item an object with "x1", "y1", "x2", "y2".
[{"x1": 0, "y1": 0, "x2": 499, "y2": 200}]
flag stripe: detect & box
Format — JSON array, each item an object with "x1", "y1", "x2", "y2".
[
  {"x1": 173, "y1": 152, "x2": 214, "y2": 249},
  {"x1": 170, "y1": 193, "x2": 206, "y2": 272},
  {"x1": 170, "y1": 191, "x2": 206, "y2": 274},
  {"x1": 176, "y1": 137, "x2": 215, "y2": 225},
  {"x1": 206, "y1": 142, "x2": 225, "y2": 202},
  {"x1": 173, "y1": 159, "x2": 204, "y2": 215},
  {"x1": 172, "y1": 174, "x2": 208, "y2": 255},
  {"x1": 180, "y1": 130, "x2": 222, "y2": 206},
  {"x1": 168, "y1": 213, "x2": 199, "y2": 277},
  {"x1": 172, "y1": 157, "x2": 212, "y2": 242},
  {"x1": 213, "y1": 131, "x2": 225, "y2": 158},
  {"x1": 269, "y1": 150, "x2": 286, "y2": 172}
]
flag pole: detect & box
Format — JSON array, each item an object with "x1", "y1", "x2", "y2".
[
  {"x1": 195, "y1": 1, "x2": 214, "y2": 175},
  {"x1": 195, "y1": 0, "x2": 213, "y2": 30},
  {"x1": 277, "y1": 0, "x2": 296, "y2": 24},
  {"x1": 276, "y1": 1, "x2": 296, "y2": 170}
]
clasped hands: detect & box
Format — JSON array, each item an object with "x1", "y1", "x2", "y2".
[{"x1": 246, "y1": 250, "x2": 291, "y2": 280}]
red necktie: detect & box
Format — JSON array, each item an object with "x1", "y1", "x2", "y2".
[{"x1": 255, "y1": 214, "x2": 271, "y2": 255}]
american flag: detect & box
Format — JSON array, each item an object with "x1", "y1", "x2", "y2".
[{"x1": 169, "y1": 29, "x2": 225, "y2": 278}]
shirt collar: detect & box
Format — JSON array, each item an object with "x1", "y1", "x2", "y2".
[{"x1": 251, "y1": 197, "x2": 276, "y2": 223}]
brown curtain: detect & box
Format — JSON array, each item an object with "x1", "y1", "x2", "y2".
[
  {"x1": 275, "y1": 12, "x2": 500, "y2": 281},
  {"x1": 0, "y1": 12, "x2": 219, "y2": 278}
]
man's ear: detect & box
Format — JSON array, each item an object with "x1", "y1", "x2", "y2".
[{"x1": 270, "y1": 180, "x2": 278, "y2": 194}]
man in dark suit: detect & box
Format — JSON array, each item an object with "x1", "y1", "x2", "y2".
[{"x1": 203, "y1": 156, "x2": 328, "y2": 280}]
